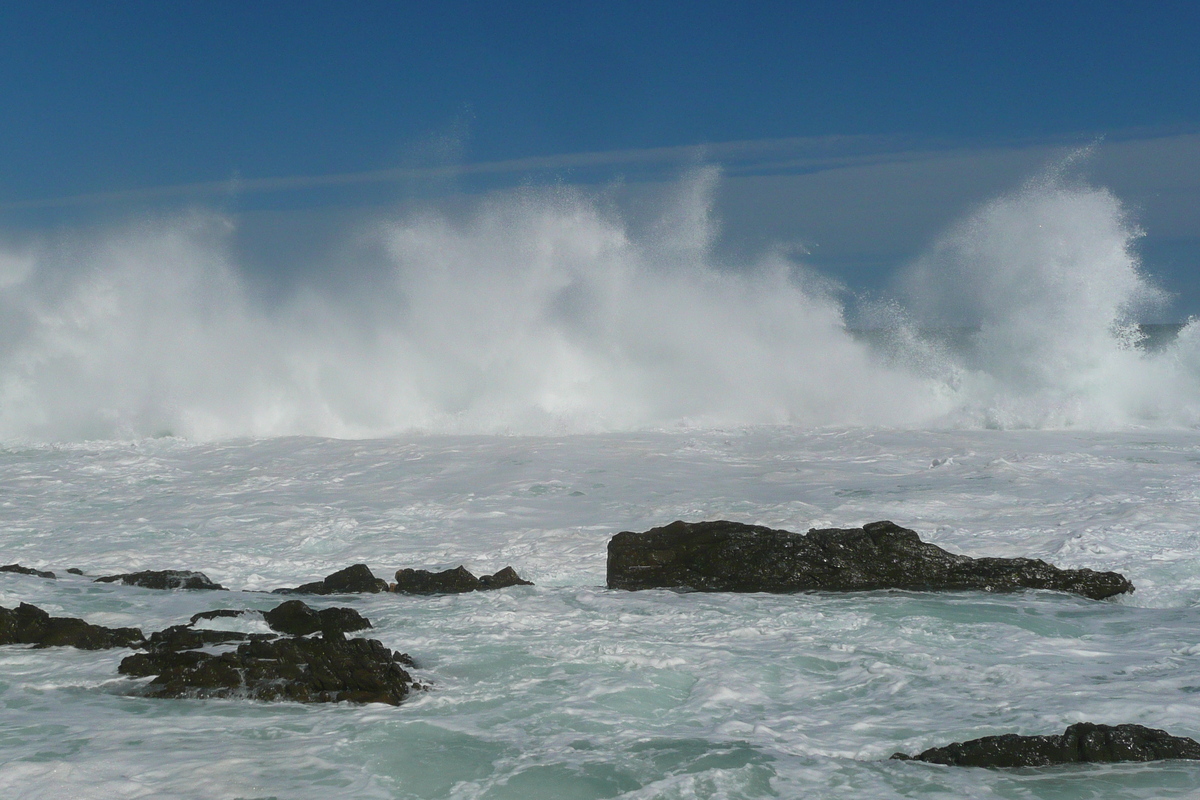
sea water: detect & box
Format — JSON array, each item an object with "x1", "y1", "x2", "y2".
[{"x1": 3, "y1": 165, "x2": 1200, "y2": 798}]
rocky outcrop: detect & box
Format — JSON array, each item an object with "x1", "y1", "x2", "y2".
[
  {"x1": 95, "y1": 570, "x2": 225, "y2": 591},
  {"x1": 0, "y1": 602, "x2": 144, "y2": 649},
  {"x1": 607, "y1": 520, "x2": 1133, "y2": 600},
  {"x1": 1, "y1": 564, "x2": 56, "y2": 579},
  {"x1": 145, "y1": 625, "x2": 259, "y2": 652},
  {"x1": 392, "y1": 565, "x2": 533, "y2": 594},
  {"x1": 119, "y1": 634, "x2": 418, "y2": 704},
  {"x1": 274, "y1": 564, "x2": 388, "y2": 595},
  {"x1": 892, "y1": 722, "x2": 1200, "y2": 767}
]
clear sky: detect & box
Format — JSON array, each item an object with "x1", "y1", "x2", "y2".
[{"x1": 2, "y1": 1, "x2": 1198, "y2": 315}]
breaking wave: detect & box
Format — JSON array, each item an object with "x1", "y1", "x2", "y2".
[{"x1": 0, "y1": 167, "x2": 1196, "y2": 441}]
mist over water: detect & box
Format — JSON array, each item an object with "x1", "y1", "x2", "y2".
[{"x1": 0, "y1": 167, "x2": 1196, "y2": 442}]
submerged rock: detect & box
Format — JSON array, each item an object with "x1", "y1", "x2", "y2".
[
  {"x1": 0, "y1": 602, "x2": 144, "y2": 649},
  {"x1": 606, "y1": 520, "x2": 1133, "y2": 600},
  {"x1": 119, "y1": 635, "x2": 418, "y2": 704},
  {"x1": 95, "y1": 570, "x2": 225, "y2": 591},
  {"x1": 188, "y1": 609, "x2": 245, "y2": 625},
  {"x1": 1, "y1": 564, "x2": 56, "y2": 579},
  {"x1": 274, "y1": 564, "x2": 388, "y2": 595},
  {"x1": 262, "y1": 599, "x2": 372, "y2": 637},
  {"x1": 891, "y1": 722, "x2": 1200, "y2": 767},
  {"x1": 393, "y1": 565, "x2": 533, "y2": 594}
]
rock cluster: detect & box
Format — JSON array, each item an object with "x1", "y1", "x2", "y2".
[
  {"x1": 393, "y1": 565, "x2": 533, "y2": 594},
  {"x1": 119, "y1": 599, "x2": 416, "y2": 705},
  {"x1": 95, "y1": 570, "x2": 225, "y2": 591},
  {"x1": 892, "y1": 722, "x2": 1200, "y2": 767},
  {"x1": 0, "y1": 602, "x2": 144, "y2": 649},
  {"x1": 1, "y1": 564, "x2": 56, "y2": 579},
  {"x1": 607, "y1": 520, "x2": 1133, "y2": 600}
]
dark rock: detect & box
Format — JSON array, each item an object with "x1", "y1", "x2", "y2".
[
  {"x1": 274, "y1": 564, "x2": 388, "y2": 595},
  {"x1": 607, "y1": 520, "x2": 1133, "y2": 600},
  {"x1": 119, "y1": 635, "x2": 417, "y2": 704},
  {"x1": 394, "y1": 565, "x2": 482, "y2": 594},
  {"x1": 66, "y1": 568, "x2": 84, "y2": 576},
  {"x1": 95, "y1": 570, "x2": 225, "y2": 591},
  {"x1": 891, "y1": 722, "x2": 1200, "y2": 767},
  {"x1": 1, "y1": 564, "x2": 56, "y2": 579},
  {"x1": 393, "y1": 565, "x2": 533, "y2": 593},
  {"x1": 0, "y1": 602, "x2": 144, "y2": 649},
  {"x1": 145, "y1": 624, "x2": 254, "y2": 652},
  {"x1": 479, "y1": 566, "x2": 535, "y2": 589},
  {"x1": 262, "y1": 599, "x2": 371, "y2": 637},
  {"x1": 189, "y1": 609, "x2": 246, "y2": 625}
]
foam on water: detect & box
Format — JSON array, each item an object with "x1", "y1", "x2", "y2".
[
  {"x1": 0, "y1": 166, "x2": 1197, "y2": 442},
  {"x1": 3, "y1": 429, "x2": 1200, "y2": 799}
]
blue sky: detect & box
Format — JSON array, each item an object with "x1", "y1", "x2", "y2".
[{"x1": 2, "y1": 1, "x2": 1198, "y2": 315}]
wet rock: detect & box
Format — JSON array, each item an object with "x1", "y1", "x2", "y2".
[
  {"x1": 95, "y1": 570, "x2": 225, "y2": 591},
  {"x1": 607, "y1": 520, "x2": 1133, "y2": 600},
  {"x1": 262, "y1": 600, "x2": 372, "y2": 637},
  {"x1": 393, "y1": 565, "x2": 533, "y2": 594},
  {"x1": 274, "y1": 564, "x2": 388, "y2": 595},
  {"x1": 1, "y1": 564, "x2": 56, "y2": 579},
  {"x1": 479, "y1": 566, "x2": 535, "y2": 590},
  {"x1": 119, "y1": 635, "x2": 418, "y2": 704},
  {"x1": 145, "y1": 624, "x2": 255, "y2": 652},
  {"x1": 891, "y1": 722, "x2": 1200, "y2": 767},
  {"x1": 0, "y1": 602, "x2": 144, "y2": 649},
  {"x1": 66, "y1": 568, "x2": 84, "y2": 576},
  {"x1": 189, "y1": 609, "x2": 246, "y2": 625}
]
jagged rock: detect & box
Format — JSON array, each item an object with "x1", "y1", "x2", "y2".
[
  {"x1": 607, "y1": 520, "x2": 1133, "y2": 600},
  {"x1": 393, "y1": 565, "x2": 533, "y2": 594},
  {"x1": 189, "y1": 609, "x2": 246, "y2": 625},
  {"x1": 274, "y1": 564, "x2": 388, "y2": 595},
  {"x1": 0, "y1": 602, "x2": 144, "y2": 649},
  {"x1": 145, "y1": 624, "x2": 256, "y2": 652},
  {"x1": 262, "y1": 600, "x2": 371, "y2": 637},
  {"x1": 1, "y1": 564, "x2": 56, "y2": 579},
  {"x1": 479, "y1": 566, "x2": 535, "y2": 589},
  {"x1": 891, "y1": 722, "x2": 1200, "y2": 767},
  {"x1": 119, "y1": 635, "x2": 418, "y2": 704},
  {"x1": 95, "y1": 570, "x2": 225, "y2": 591}
]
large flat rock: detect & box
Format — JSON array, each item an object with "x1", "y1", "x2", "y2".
[
  {"x1": 892, "y1": 722, "x2": 1200, "y2": 766},
  {"x1": 606, "y1": 520, "x2": 1133, "y2": 600}
]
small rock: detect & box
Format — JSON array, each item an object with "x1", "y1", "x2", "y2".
[
  {"x1": 0, "y1": 602, "x2": 144, "y2": 649},
  {"x1": 144, "y1": 625, "x2": 256, "y2": 652},
  {"x1": 95, "y1": 570, "x2": 225, "y2": 591},
  {"x1": 891, "y1": 722, "x2": 1200, "y2": 767},
  {"x1": 393, "y1": 565, "x2": 533, "y2": 594},
  {"x1": 66, "y1": 568, "x2": 84, "y2": 576},
  {"x1": 262, "y1": 599, "x2": 372, "y2": 637},
  {"x1": 274, "y1": 564, "x2": 388, "y2": 595},
  {"x1": 607, "y1": 520, "x2": 1133, "y2": 600},
  {"x1": 1, "y1": 564, "x2": 56, "y2": 579},
  {"x1": 189, "y1": 609, "x2": 246, "y2": 625}
]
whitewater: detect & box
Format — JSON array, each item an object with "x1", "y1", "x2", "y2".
[{"x1": 3, "y1": 166, "x2": 1200, "y2": 799}]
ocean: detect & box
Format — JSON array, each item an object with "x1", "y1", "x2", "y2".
[{"x1": 3, "y1": 171, "x2": 1200, "y2": 798}]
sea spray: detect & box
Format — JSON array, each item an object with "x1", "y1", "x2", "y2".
[{"x1": 0, "y1": 167, "x2": 1197, "y2": 442}]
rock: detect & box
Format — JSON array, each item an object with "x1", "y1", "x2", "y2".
[
  {"x1": 145, "y1": 624, "x2": 256, "y2": 652},
  {"x1": 393, "y1": 565, "x2": 533, "y2": 594},
  {"x1": 891, "y1": 722, "x2": 1200, "y2": 767},
  {"x1": 189, "y1": 609, "x2": 246, "y2": 625},
  {"x1": 262, "y1": 600, "x2": 372, "y2": 637},
  {"x1": 607, "y1": 520, "x2": 1133, "y2": 600},
  {"x1": 119, "y1": 635, "x2": 418, "y2": 704},
  {"x1": 1, "y1": 564, "x2": 56, "y2": 579},
  {"x1": 0, "y1": 602, "x2": 144, "y2": 649},
  {"x1": 479, "y1": 566, "x2": 535, "y2": 589},
  {"x1": 274, "y1": 564, "x2": 388, "y2": 595},
  {"x1": 66, "y1": 568, "x2": 84, "y2": 576},
  {"x1": 95, "y1": 570, "x2": 225, "y2": 591}
]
